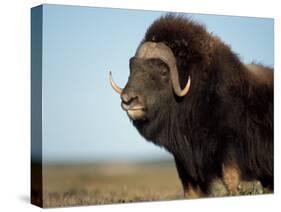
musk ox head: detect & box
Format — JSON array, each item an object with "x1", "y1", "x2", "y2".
[{"x1": 109, "y1": 42, "x2": 191, "y2": 121}]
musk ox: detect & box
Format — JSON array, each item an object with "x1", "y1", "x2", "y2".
[{"x1": 109, "y1": 14, "x2": 273, "y2": 197}]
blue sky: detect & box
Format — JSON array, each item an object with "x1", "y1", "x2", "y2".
[{"x1": 39, "y1": 4, "x2": 274, "y2": 163}]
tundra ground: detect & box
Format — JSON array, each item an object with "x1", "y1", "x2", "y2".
[{"x1": 42, "y1": 161, "x2": 271, "y2": 208}]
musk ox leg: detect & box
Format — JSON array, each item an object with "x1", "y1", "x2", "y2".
[
  {"x1": 209, "y1": 178, "x2": 228, "y2": 197},
  {"x1": 184, "y1": 184, "x2": 203, "y2": 198},
  {"x1": 222, "y1": 163, "x2": 240, "y2": 195},
  {"x1": 174, "y1": 158, "x2": 203, "y2": 198}
]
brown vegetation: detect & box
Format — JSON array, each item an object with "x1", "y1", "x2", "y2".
[{"x1": 42, "y1": 161, "x2": 271, "y2": 208}]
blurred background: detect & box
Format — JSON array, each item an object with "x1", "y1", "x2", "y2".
[{"x1": 31, "y1": 5, "x2": 273, "y2": 207}]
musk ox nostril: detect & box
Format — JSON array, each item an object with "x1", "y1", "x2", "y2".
[
  {"x1": 121, "y1": 93, "x2": 130, "y2": 104},
  {"x1": 121, "y1": 93, "x2": 138, "y2": 105}
]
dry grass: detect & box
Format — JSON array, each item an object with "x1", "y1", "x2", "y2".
[
  {"x1": 43, "y1": 161, "x2": 182, "y2": 207},
  {"x1": 42, "y1": 161, "x2": 272, "y2": 208}
]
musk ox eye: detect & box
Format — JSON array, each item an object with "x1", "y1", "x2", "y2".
[
  {"x1": 147, "y1": 58, "x2": 169, "y2": 76},
  {"x1": 147, "y1": 58, "x2": 165, "y2": 66},
  {"x1": 159, "y1": 66, "x2": 169, "y2": 76}
]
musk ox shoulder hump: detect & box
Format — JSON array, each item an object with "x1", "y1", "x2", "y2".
[{"x1": 246, "y1": 64, "x2": 273, "y2": 87}]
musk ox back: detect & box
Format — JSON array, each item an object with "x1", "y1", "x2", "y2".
[{"x1": 109, "y1": 14, "x2": 273, "y2": 197}]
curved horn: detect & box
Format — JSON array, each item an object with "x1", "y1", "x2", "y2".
[
  {"x1": 170, "y1": 64, "x2": 191, "y2": 97},
  {"x1": 109, "y1": 71, "x2": 123, "y2": 94},
  {"x1": 136, "y1": 42, "x2": 191, "y2": 97}
]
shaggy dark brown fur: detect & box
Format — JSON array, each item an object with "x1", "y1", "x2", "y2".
[{"x1": 122, "y1": 14, "x2": 273, "y2": 196}]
